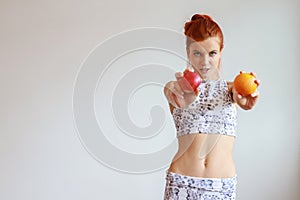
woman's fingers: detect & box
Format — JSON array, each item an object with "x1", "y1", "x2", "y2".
[
  {"x1": 173, "y1": 82, "x2": 184, "y2": 96},
  {"x1": 171, "y1": 93, "x2": 181, "y2": 108},
  {"x1": 175, "y1": 71, "x2": 183, "y2": 79},
  {"x1": 164, "y1": 81, "x2": 183, "y2": 107},
  {"x1": 250, "y1": 72, "x2": 261, "y2": 89},
  {"x1": 250, "y1": 90, "x2": 259, "y2": 98},
  {"x1": 254, "y1": 79, "x2": 260, "y2": 86},
  {"x1": 250, "y1": 72, "x2": 257, "y2": 78},
  {"x1": 165, "y1": 72, "x2": 200, "y2": 108},
  {"x1": 176, "y1": 74, "x2": 194, "y2": 93}
]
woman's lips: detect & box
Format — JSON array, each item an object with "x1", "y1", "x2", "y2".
[{"x1": 199, "y1": 68, "x2": 210, "y2": 74}]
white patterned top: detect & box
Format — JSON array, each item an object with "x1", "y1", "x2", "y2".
[{"x1": 172, "y1": 79, "x2": 237, "y2": 137}]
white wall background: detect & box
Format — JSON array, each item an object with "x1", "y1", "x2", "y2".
[{"x1": 1, "y1": 0, "x2": 299, "y2": 199}]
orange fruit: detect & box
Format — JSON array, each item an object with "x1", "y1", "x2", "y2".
[{"x1": 233, "y1": 73, "x2": 258, "y2": 96}]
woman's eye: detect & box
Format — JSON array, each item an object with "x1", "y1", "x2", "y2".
[
  {"x1": 193, "y1": 52, "x2": 201, "y2": 56},
  {"x1": 209, "y1": 51, "x2": 217, "y2": 57}
]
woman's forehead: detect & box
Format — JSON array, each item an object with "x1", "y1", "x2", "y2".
[{"x1": 189, "y1": 37, "x2": 221, "y2": 51}]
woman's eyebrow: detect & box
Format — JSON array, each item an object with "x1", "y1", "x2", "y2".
[{"x1": 192, "y1": 49, "x2": 218, "y2": 52}]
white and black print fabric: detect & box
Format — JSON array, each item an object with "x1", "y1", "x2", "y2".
[
  {"x1": 164, "y1": 171, "x2": 237, "y2": 200},
  {"x1": 172, "y1": 80, "x2": 237, "y2": 137}
]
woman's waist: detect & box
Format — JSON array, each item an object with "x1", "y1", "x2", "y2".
[
  {"x1": 169, "y1": 151, "x2": 235, "y2": 178},
  {"x1": 168, "y1": 161, "x2": 236, "y2": 178},
  {"x1": 171, "y1": 151, "x2": 234, "y2": 168}
]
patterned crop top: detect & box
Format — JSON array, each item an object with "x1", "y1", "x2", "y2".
[{"x1": 172, "y1": 79, "x2": 237, "y2": 137}]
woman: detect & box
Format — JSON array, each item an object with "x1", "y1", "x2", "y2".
[{"x1": 163, "y1": 14, "x2": 260, "y2": 199}]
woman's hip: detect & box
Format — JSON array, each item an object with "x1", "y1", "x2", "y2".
[{"x1": 163, "y1": 170, "x2": 237, "y2": 200}]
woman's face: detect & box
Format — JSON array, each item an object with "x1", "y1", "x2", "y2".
[{"x1": 186, "y1": 37, "x2": 222, "y2": 81}]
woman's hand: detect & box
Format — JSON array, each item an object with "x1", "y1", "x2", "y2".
[
  {"x1": 232, "y1": 71, "x2": 260, "y2": 110},
  {"x1": 164, "y1": 71, "x2": 199, "y2": 108}
]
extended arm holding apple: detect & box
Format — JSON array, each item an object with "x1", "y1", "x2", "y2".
[{"x1": 164, "y1": 71, "x2": 200, "y2": 109}]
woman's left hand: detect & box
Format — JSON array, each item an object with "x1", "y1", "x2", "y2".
[{"x1": 232, "y1": 72, "x2": 260, "y2": 110}]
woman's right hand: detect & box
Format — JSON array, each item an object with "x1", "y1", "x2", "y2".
[{"x1": 164, "y1": 72, "x2": 199, "y2": 108}]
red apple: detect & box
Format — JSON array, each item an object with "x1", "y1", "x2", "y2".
[{"x1": 178, "y1": 69, "x2": 201, "y2": 92}]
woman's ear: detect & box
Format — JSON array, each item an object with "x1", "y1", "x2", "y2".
[
  {"x1": 186, "y1": 47, "x2": 193, "y2": 70},
  {"x1": 186, "y1": 47, "x2": 190, "y2": 58}
]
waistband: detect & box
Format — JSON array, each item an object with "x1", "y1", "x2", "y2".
[{"x1": 165, "y1": 171, "x2": 237, "y2": 192}]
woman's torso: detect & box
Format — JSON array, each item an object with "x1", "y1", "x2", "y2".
[{"x1": 168, "y1": 80, "x2": 236, "y2": 178}]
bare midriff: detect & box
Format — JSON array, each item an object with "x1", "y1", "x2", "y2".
[{"x1": 167, "y1": 133, "x2": 236, "y2": 178}]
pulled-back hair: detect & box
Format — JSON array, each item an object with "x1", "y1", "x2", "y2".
[{"x1": 184, "y1": 14, "x2": 224, "y2": 50}]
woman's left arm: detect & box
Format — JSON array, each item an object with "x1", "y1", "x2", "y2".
[{"x1": 227, "y1": 73, "x2": 260, "y2": 110}]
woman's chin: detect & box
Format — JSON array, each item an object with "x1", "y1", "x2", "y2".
[
  {"x1": 198, "y1": 70, "x2": 209, "y2": 79},
  {"x1": 201, "y1": 73, "x2": 220, "y2": 81}
]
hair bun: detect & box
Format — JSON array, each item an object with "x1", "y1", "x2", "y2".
[
  {"x1": 184, "y1": 13, "x2": 224, "y2": 50},
  {"x1": 191, "y1": 14, "x2": 213, "y2": 21}
]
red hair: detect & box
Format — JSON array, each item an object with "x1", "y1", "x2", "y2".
[{"x1": 184, "y1": 14, "x2": 224, "y2": 50}]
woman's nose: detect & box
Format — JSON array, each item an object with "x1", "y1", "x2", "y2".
[{"x1": 200, "y1": 55, "x2": 210, "y2": 66}]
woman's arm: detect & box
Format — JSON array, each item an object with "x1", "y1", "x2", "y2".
[
  {"x1": 163, "y1": 75, "x2": 199, "y2": 110},
  {"x1": 163, "y1": 81, "x2": 180, "y2": 108},
  {"x1": 227, "y1": 80, "x2": 260, "y2": 110}
]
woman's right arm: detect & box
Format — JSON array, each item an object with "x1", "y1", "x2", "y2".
[
  {"x1": 163, "y1": 81, "x2": 182, "y2": 108},
  {"x1": 163, "y1": 72, "x2": 199, "y2": 110}
]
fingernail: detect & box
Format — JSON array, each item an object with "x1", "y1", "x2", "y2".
[
  {"x1": 178, "y1": 95, "x2": 184, "y2": 99},
  {"x1": 251, "y1": 92, "x2": 257, "y2": 97}
]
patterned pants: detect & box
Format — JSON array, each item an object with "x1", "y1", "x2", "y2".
[{"x1": 164, "y1": 171, "x2": 237, "y2": 200}]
